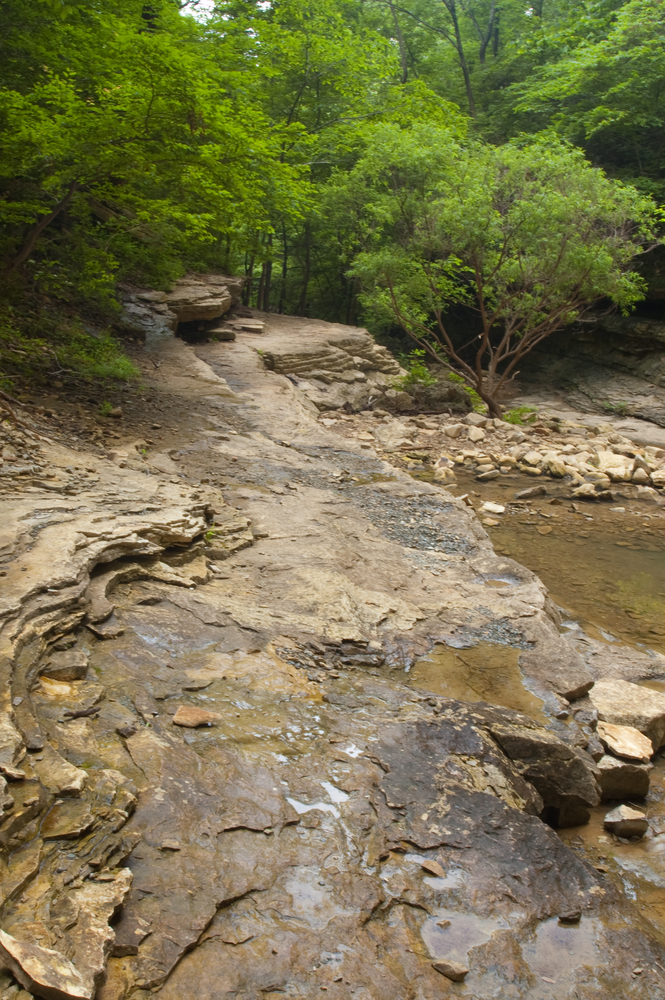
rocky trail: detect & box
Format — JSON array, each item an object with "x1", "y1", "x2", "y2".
[{"x1": 2, "y1": 288, "x2": 665, "y2": 999}]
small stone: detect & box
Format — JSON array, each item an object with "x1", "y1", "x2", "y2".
[
  {"x1": 603, "y1": 804, "x2": 648, "y2": 839},
  {"x1": 172, "y1": 705, "x2": 222, "y2": 728},
  {"x1": 464, "y1": 413, "x2": 487, "y2": 427},
  {"x1": 467, "y1": 426, "x2": 485, "y2": 443},
  {"x1": 160, "y1": 839, "x2": 182, "y2": 851},
  {"x1": 476, "y1": 469, "x2": 500, "y2": 481},
  {"x1": 515, "y1": 485, "x2": 547, "y2": 499},
  {"x1": 597, "y1": 721, "x2": 653, "y2": 761},
  {"x1": 631, "y1": 468, "x2": 650, "y2": 485},
  {"x1": 546, "y1": 458, "x2": 567, "y2": 478},
  {"x1": 432, "y1": 960, "x2": 469, "y2": 982},
  {"x1": 523, "y1": 451, "x2": 543, "y2": 467},
  {"x1": 420, "y1": 859, "x2": 445, "y2": 877},
  {"x1": 41, "y1": 649, "x2": 88, "y2": 682},
  {"x1": 558, "y1": 911, "x2": 581, "y2": 924},
  {"x1": 480, "y1": 502, "x2": 505, "y2": 514},
  {"x1": 443, "y1": 424, "x2": 463, "y2": 438},
  {"x1": 109, "y1": 407, "x2": 123, "y2": 418},
  {"x1": 651, "y1": 469, "x2": 665, "y2": 488},
  {"x1": 571, "y1": 483, "x2": 598, "y2": 500}
]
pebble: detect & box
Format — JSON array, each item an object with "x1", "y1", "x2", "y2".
[{"x1": 432, "y1": 960, "x2": 469, "y2": 982}]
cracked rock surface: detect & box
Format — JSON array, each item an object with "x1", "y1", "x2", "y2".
[{"x1": 0, "y1": 312, "x2": 663, "y2": 998}]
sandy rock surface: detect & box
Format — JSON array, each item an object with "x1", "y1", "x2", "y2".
[{"x1": 0, "y1": 311, "x2": 664, "y2": 997}]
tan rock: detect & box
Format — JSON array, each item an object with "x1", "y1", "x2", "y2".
[
  {"x1": 652, "y1": 469, "x2": 665, "y2": 488},
  {"x1": 523, "y1": 450, "x2": 543, "y2": 467},
  {"x1": 597, "y1": 721, "x2": 653, "y2": 761},
  {"x1": 546, "y1": 458, "x2": 567, "y2": 478},
  {"x1": 432, "y1": 959, "x2": 469, "y2": 982},
  {"x1": 596, "y1": 755, "x2": 651, "y2": 800},
  {"x1": 464, "y1": 413, "x2": 487, "y2": 427},
  {"x1": 0, "y1": 928, "x2": 89, "y2": 1000},
  {"x1": 41, "y1": 649, "x2": 88, "y2": 682},
  {"x1": 604, "y1": 804, "x2": 648, "y2": 839},
  {"x1": 466, "y1": 425, "x2": 485, "y2": 443},
  {"x1": 590, "y1": 679, "x2": 665, "y2": 748},
  {"x1": 443, "y1": 424, "x2": 463, "y2": 438},
  {"x1": 172, "y1": 705, "x2": 222, "y2": 728},
  {"x1": 32, "y1": 745, "x2": 87, "y2": 796}
]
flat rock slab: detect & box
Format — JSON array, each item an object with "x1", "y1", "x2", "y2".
[
  {"x1": 590, "y1": 679, "x2": 665, "y2": 748},
  {"x1": 432, "y1": 959, "x2": 469, "y2": 981},
  {"x1": 597, "y1": 720, "x2": 653, "y2": 761},
  {"x1": 0, "y1": 929, "x2": 89, "y2": 1000}
]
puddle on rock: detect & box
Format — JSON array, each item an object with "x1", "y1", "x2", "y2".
[
  {"x1": 421, "y1": 908, "x2": 504, "y2": 962},
  {"x1": 521, "y1": 916, "x2": 600, "y2": 998},
  {"x1": 408, "y1": 641, "x2": 547, "y2": 724}
]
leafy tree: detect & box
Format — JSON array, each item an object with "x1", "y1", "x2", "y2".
[
  {"x1": 0, "y1": 0, "x2": 306, "y2": 305},
  {"x1": 340, "y1": 124, "x2": 657, "y2": 416}
]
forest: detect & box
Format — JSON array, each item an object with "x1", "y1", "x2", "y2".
[{"x1": 0, "y1": 0, "x2": 663, "y2": 410}]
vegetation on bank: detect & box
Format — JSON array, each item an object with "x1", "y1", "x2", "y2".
[{"x1": 0, "y1": 0, "x2": 663, "y2": 405}]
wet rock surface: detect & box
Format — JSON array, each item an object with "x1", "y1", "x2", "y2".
[{"x1": 0, "y1": 312, "x2": 665, "y2": 997}]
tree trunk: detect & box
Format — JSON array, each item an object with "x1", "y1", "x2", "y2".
[
  {"x1": 389, "y1": 2, "x2": 409, "y2": 82},
  {"x1": 278, "y1": 225, "x2": 288, "y2": 314},
  {"x1": 262, "y1": 232, "x2": 273, "y2": 312},
  {"x1": 298, "y1": 222, "x2": 311, "y2": 315},
  {"x1": 444, "y1": 0, "x2": 476, "y2": 116},
  {"x1": 243, "y1": 253, "x2": 255, "y2": 306},
  {"x1": 4, "y1": 180, "x2": 78, "y2": 276}
]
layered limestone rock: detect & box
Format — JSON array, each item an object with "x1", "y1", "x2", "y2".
[{"x1": 0, "y1": 314, "x2": 663, "y2": 999}]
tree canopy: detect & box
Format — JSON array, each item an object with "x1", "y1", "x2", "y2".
[{"x1": 0, "y1": 0, "x2": 662, "y2": 396}]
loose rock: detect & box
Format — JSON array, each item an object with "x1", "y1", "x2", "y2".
[
  {"x1": 596, "y1": 721, "x2": 653, "y2": 761},
  {"x1": 596, "y1": 755, "x2": 651, "y2": 800},
  {"x1": 604, "y1": 804, "x2": 649, "y2": 839},
  {"x1": 590, "y1": 679, "x2": 665, "y2": 749},
  {"x1": 431, "y1": 960, "x2": 469, "y2": 982},
  {"x1": 172, "y1": 705, "x2": 222, "y2": 728}
]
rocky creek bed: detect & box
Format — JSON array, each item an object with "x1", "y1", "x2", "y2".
[{"x1": 1, "y1": 285, "x2": 665, "y2": 999}]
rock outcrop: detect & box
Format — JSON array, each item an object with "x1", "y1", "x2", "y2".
[{"x1": 0, "y1": 311, "x2": 663, "y2": 998}]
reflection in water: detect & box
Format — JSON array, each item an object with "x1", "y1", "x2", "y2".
[
  {"x1": 408, "y1": 641, "x2": 546, "y2": 724},
  {"x1": 521, "y1": 917, "x2": 599, "y2": 995},
  {"x1": 421, "y1": 908, "x2": 504, "y2": 963},
  {"x1": 448, "y1": 468, "x2": 665, "y2": 653}
]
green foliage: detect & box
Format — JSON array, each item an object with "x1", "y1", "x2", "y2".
[
  {"x1": 340, "y1": 123, "x2": 657, "y2": 414},
  {"x1": 0, "y1": 314, "x2": 138, "y2": 389},
  {"x1": 393, "y1": 349, "x2": 437, "y2": 389},
  {"x1": 503, "y1": 405, "x2": 538, "y2": 425},
  {"x1": 446, "y1": 371, "x2": 485, "y2": 413},
  {"x1": 601, "y1": 399, "x2": 630, "y2": 415}
]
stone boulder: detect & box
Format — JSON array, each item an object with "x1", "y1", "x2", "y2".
[
  {"x1": 596, "y1": 720, "x2": 653, "y2": 761},
  {"x1": 489, "y1": 723, "x2": 600, "y2": 827},
  {"x1": 589, "y1": 679, "x2": 665, "y2": 749},
  {"x1": 596, "y1": 755, "x2": 651, "y2": 800},
  {"x1": 165, "y1": 280, "x2": 233, "y2": 324},
  {"x1": 604, "y1": 804, "x2": 649, "y2": 839}
]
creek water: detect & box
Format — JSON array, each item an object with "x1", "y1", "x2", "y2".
[{"x1": 410, "y1": 466, "x2": 665, "y2": 945}]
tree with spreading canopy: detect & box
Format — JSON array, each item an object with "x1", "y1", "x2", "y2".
[{"x1": 338, "y1": 125, "x2": 657, "y2": 416}]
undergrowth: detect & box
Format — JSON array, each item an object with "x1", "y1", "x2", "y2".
[{"x1": 0, "y1": 311, "x2": 138, "y2": 396}]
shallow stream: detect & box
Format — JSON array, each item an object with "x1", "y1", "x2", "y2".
[{"x1": 410, "y1": 467, "x2": 665, "y2": 946}]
